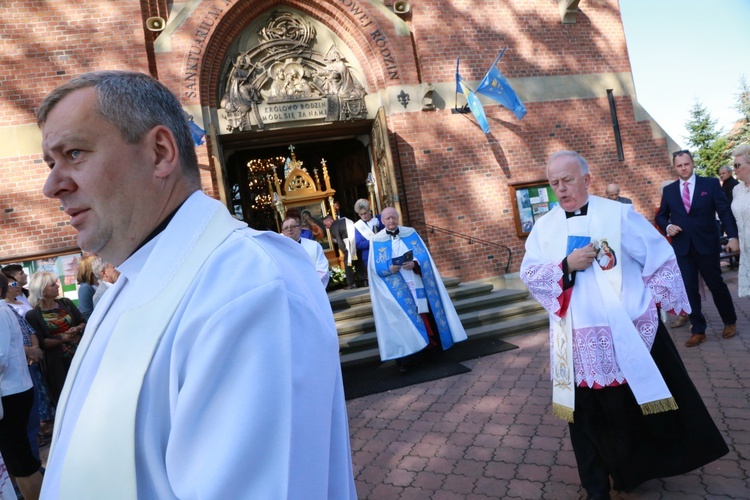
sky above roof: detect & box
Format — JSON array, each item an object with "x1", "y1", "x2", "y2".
[{"x1": 619, "y1": 0, "x2": 750, "y2": 148}]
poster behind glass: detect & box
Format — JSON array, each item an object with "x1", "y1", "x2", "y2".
[{"x1": 510, "y1": 181, "x2": 559, "y2": 237}]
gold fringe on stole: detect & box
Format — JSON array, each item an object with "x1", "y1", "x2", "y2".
[
  {"x1": 640, "y1": 397, "x2": 679, "y2": 415},
  {"x1": 552, "y1": 403, "x2": 574, "y2": 423}
]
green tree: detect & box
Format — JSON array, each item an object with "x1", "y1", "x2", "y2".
[
  {"x1": 729, "y1": 76, "x2": 750, "y2": 146},
  {"x1": 684, "y1": 101, "x2": 729, "y2": 177}
]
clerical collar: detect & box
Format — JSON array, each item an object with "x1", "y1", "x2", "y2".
[
  {"x1": 129, "y1": 200, "x2": 186, "y2": 257},
  {"x1": 565, "y1": 202, "x2": 589, "y2": 219},
  {"x1": 386, "y1": 228, "x2": 399, "y2": 237}
]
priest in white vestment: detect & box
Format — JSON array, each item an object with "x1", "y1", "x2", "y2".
[
  {"x1": 520, "y1": 150, "x2": 728, "y2": 499},
  {"x1": 37, "y1": 71, "x2": 355, "y2": 499},
  {"x1": 367, "y1": 207, "x2": 466, "y2": 372},
  {"x1": 281, "y1": 216, "x2": 330, "y2": 287}
]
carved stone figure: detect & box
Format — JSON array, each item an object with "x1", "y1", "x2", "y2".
[
  {"x1": 218, "y1": 12, "x2": 368, "y2": 131},
  {"x1": 221, "y1": 54, "x2": 262, "y2": 130},
  {"x1": 316, "y1": 46, "x2": 365, "y2": 98}
]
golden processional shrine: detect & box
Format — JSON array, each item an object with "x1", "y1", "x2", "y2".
[{"x1": 261, "y1": 144, "x2": 378, "y2": 267}]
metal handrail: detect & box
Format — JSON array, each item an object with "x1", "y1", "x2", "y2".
[{"x1": 411, "y1": 220, "x2": 513, "y2": 273}]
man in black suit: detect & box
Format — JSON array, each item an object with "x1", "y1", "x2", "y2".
[
  {"x1": 323, "y1": 214, "x2": 357, "y2": 289},
  {"x1": 656, "y1": 150, "x2": 739, "y2": 347},
  {"x1": 719, "y1": 165, "x2": 739, "y2": 203}
]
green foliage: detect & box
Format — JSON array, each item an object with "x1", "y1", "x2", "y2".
[
  {"x1": 684, "y1": 101, "x2": 730, "y2": 177},
  {"x1": 729, "y1": 76, "x2": 750, "y2": 146}
]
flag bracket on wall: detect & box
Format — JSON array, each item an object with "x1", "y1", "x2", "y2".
[{"x1": 451, "y1": 104, "x2": 471, "y2": 114}]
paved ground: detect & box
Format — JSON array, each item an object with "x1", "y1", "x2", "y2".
[
  {"x1": 38, "y1": 268, "x2": 749, "y2": 498},
  {"x1": 346, "y1": 267, "x2": 750, "y2": 499}
]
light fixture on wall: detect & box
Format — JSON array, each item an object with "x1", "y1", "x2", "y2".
[
  {"x1": 146, "y1": 17, "x2": 166, "y2": 32},
  {"x1": 393, "y1": 1, "x2": 410, "y2": 15}
]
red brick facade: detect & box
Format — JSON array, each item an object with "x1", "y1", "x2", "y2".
[{"x1": 0, "y1": 0, "x2": 676, "y2": 282}]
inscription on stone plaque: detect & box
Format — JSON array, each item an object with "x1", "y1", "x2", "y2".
[{"x1": 258, "y1": 99, "x2": 328, "y2": 124}]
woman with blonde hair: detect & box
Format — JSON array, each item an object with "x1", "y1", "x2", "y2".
[
  {"x1": 75, "y1": 255, "x2": 98, "y2": 320},
  {"x1": 730, "y1": 144, "x2": 750, "y2": 297},
  {"x1": 25, "y1": 271, "x2": 86, "y2": 407}
]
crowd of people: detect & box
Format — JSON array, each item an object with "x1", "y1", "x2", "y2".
[
  {"x1": 0, "y1": 67, "x2": 747, "y2": 499},
  {"x1": 0, "y1": 254, "x2": 119, "y2": 499}
]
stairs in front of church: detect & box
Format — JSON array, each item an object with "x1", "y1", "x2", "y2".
[{"x1": 329, "y1": 277, "x2": 549, "y2": 367}]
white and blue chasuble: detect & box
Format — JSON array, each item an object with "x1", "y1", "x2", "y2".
[{"x1": 368, "y1": 226, "x2": 467, "y2": 361}]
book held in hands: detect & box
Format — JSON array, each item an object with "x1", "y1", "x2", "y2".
[{"x1": 391, "y1": 250, "x2": 413, "y2": 266}]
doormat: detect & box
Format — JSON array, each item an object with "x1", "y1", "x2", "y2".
[
  {"x1": 342, "y1": 359, "x2": 470, "y2": 400},
  {"x1": 440, "y1": 335, "x2": 519, "y2": 363}
]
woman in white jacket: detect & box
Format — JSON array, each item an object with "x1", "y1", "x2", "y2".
[{"x1": 0, "y1": 274, "x2": 42, "y2": 500}]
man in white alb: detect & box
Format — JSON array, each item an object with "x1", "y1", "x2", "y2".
[
  {"x1": 281, "y1": 216, "x2": 329, "y2": 287},
  {"x1": 37, "y1": 70, "x2": 355, "y2": 499}
]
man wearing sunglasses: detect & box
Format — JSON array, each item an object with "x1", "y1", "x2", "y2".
[{"x1": 656, "y1": 149, "x2": 739, "y2": 347}]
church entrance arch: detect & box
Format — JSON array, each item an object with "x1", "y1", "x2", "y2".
[{"x1": 207, "y1": 8, "x2": 400, "y2": 231}]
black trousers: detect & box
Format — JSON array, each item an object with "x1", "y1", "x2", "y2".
[
  {"x1": 676, "y1": 247, "x2": 736, "y2": 333},
  {"x1": 0, "y1": 389, "x2": 41, "y2": 477},
  {"x1": 569, "y1": 321, "x2": 728, "y2": 497}
]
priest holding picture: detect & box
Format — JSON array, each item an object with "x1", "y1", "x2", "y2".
[
  {"x1": 520, "y1": 150, "x2": 728, "y2": 499},
  {"x1": 367, "y1": 207, "x2": 467, "y2": 373}
]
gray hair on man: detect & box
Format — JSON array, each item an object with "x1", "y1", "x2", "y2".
[
  {"x1": 36, "y1": 70, "x2": 200, "y2": 187},
  {"x1": 547, "y1": 150, "x2": 590, "y2": 175},
  {"x1": 353, "y1": 198, "x2": 371, "y2": 214}
]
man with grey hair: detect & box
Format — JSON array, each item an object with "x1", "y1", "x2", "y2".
[
  {"x1": 605, "y1": 183, "x2": 632, "y2": 204},
  {"x1": 37, "y1": 71, "x2": 355, "y2": 499},
  {"x1": 353, "y1": 198, "x2": 382, "y2": 286},
  {"x1": 719, "y1": 164, "x2": 739, "y2": 203},
  {"x1": 521, "y1": 150, "x2": 727, "y2": 499}
]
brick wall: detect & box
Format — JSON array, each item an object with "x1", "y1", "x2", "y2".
[
  {"x1": 0, "y1": 0, "x2": 150, "y2": 261},
  {"x1": 0, "y1": 0, "x2": 676, "y2": 284}
]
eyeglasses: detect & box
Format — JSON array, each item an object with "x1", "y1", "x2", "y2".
[
  {"x1": 672, "y1": 149, "x2": 691, "y2": 158},
  {"x1": 282, "y1": 224, "x2": 300, "y2": 232},
  {"x1": 358, "y1": 211, "x2": 371, "y2": 217}
]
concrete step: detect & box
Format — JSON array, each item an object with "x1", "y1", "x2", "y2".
[
  {"x1": 329, "y1": 279, "x2": 492, "y2": 316},
  {"x1": 333, "y1": 286, "x2": 526, "y2": 322},
  {"x1": 336, "y1": 296, "x2": 544, "y2": 350},
  {"x1": 339, "y1": 310, "x2": 550, "y2": 367}
]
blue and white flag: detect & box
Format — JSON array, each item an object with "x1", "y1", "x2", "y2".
[
  {"x1": 189, "y1": 120, "x2": 206, "y2": 146},
  {"x1": 456, "y1": 57, "x2": 490, "y2": 134},
  {"x1": 476, "y1": 49, "x2": 527, "y2": 120}
]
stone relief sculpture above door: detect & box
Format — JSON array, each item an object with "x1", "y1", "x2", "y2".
[{"x1": 219, "y1": 11, "x2": 368, "y2": 132}]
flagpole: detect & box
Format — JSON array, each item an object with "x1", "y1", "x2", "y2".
[{"x1": 453, "y1": 56, "x2": 469, "y2": 114}]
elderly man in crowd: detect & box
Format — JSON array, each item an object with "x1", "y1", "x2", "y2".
[
  {"x1": 367, "y1": 207, "x2": 466, "y2": 373},
  {"x1": 521, "y1": 150, "x2": 727, "y2": 499},
  {"x1": 604, "y1": 183, "x2": 632, "y2": 204},
  {"x1": 37, "y1": 70, "x2": 355, "y2": 499},
  {"x1": 719, "y1": 164, "x2": 739, "y2": 203},
  {"x1": 281, "y1": 215, "x2": 329, "y2": 287},
  {"x1": 353, "y1": 198, "x2": 382, "y2": 287}
]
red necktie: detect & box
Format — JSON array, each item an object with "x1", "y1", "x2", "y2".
[{"x1": 682, "y1": 181, "x2": 691, "y2": 213}]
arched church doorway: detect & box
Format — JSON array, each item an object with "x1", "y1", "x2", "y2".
[{"x1": 224, "y1": 130, "x2": 377, "y2": 231}]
